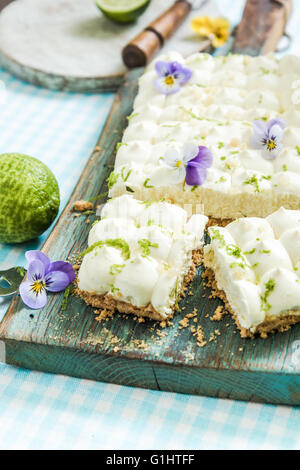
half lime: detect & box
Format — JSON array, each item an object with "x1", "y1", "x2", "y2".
[{"x1": 96, "y1": 0, "x2": 151, "y2": 24}]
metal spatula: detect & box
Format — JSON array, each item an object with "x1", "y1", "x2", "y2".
[{"x1": 0, "y1": 267, "x2": 26, "y2": 297}]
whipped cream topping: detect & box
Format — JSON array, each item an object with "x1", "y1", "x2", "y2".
[
  {"x1": 78, "y1": 195, "x2": 208, "y2": 317},
  {"x1": 204, "y1": 207, "x2": 300, "y2": 331},
  {"x1": 109, "y1": 52, "x2": 300, "y2": 217}
]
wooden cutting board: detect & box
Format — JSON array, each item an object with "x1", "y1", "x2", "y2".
[
  {"x1": 0, "y1": 0, "x2": 219, "y2": 92},
  {"x1": 0, "y1": 0, "x2": 299, "y2": 405}
]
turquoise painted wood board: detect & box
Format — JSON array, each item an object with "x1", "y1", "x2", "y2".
[{"x1": 0, "y1": 68, "x2": 299, "y2": 405}]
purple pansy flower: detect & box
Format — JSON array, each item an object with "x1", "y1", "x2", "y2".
[
  {"x1": 186, "y1": 146, "x2": 213, "y2": 186},
  {"x1": 250, "y1": 118, "x2": 286, "y2": 159},
  {"x1": 19, "y1": 250, "x2": 75, "y2": 309},
  {"x1": 154, "y1": 61, "x2": 192, "y2": 95},
  {"x1": 162, "y1": 142, "x2": 213, "y2": 186}
]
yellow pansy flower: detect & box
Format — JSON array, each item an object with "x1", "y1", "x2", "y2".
[{"x1": 190, "y1": 16, "x2": 230, "y2": 48}]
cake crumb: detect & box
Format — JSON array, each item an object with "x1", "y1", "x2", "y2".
[
  {"x1": 185, "y1": 352, "x2": 195, "y2": 361},
  {"x1": 73, "y1": 200, "x2": 93, "y2": 212},
  {"x1": 196, "y1": 326, "x2": 206, "y2": 347},
  {"x1": 95, "y1": 308, "x2": 114, "y2": 321},
  {"x1": 211, "y1": 306, "x2": 225, "y2": 321},
  {"x1": 206, "y1": 217, "x2": 232, "y2": 228},
  {"x1": 209, "y1": 332, "x2": 216, "y2": 342},
  {"x1": 230, "y1": 138, "x2": 240, "y2": 147},
  {"x1": 186, "y1": 308, "x2": 197, "y2": 319},
  {"x1": 179, "y1": 317, "x2": 189, "y2": 329},
  {"x1": 156, "y1": 329, "x2": 167, "y2": 338}
]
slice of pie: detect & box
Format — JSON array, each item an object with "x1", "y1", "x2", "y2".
[
  {"x1": 77, "y1": 195, "x2": 208, "y2": 321},
  {"x1": 204, "y1": 207, "x2": 300, "y2": 337}
]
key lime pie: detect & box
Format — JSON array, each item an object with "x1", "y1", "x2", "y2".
[
  {"x1": 78, "y1": 51, "x2": 300, "y2": 336},
  {"x1": 204, "y1": 207, "x2": 300, "y2": 337},
  {"x1": 77, "y1": 195, "x2": 207, "y2": 321},
  {"x1": 108, "y1": 51, "x2": 300, "y2": 219}
]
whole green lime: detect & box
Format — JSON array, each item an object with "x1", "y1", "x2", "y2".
[
  {"x1": 0, "y1": 153, "x2": 60, "y2": 243},
  {"x1": 96, "y1": 0, "x2": 151, "y2": 24}
]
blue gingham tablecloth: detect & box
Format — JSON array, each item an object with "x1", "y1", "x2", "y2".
[{"x1": 0, "y1": 0, "x2": 299, "y2": 450}]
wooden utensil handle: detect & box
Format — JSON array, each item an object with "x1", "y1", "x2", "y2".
[
  {"x1": 0, "y1": 0, "x2": 15, "y2": 11},
  {"x1": 122, "y1": 30, "x2": 161, "y2": 69},
  {"x1": 147, "y1": 0, "x2": 191, "y2": 43},
  {"x1": 122, "y1": 0, "x2": 191, "y2": 68}
]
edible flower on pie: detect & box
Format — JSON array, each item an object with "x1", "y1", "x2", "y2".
[
  {"x1": 162, "y1": 142, "x2": 213, "y2": 186},
  {"x1": 250, "y1": 118, "x2": 286, "y2": 159},
  {"x1": 154, "y1": 61, "x2": 192, "y2": 95}
]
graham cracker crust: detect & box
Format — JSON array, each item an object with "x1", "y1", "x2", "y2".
[
  {"x1": 76, "y1": 250, "x2": 202, "y2": 322},
  {"x1": 202, "y1": 265, "x2": 300, "y2": 339}
]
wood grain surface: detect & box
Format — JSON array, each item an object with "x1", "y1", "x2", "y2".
[
  {"x1": 0, "y1": 68, "x2": 299, "y2": 405},
  {"x1": 0, "y1": 0, "x2": 123, "y2": 92},
  {"x1": 0, "y1": 0, "x2": 124, "y2": 93}
]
